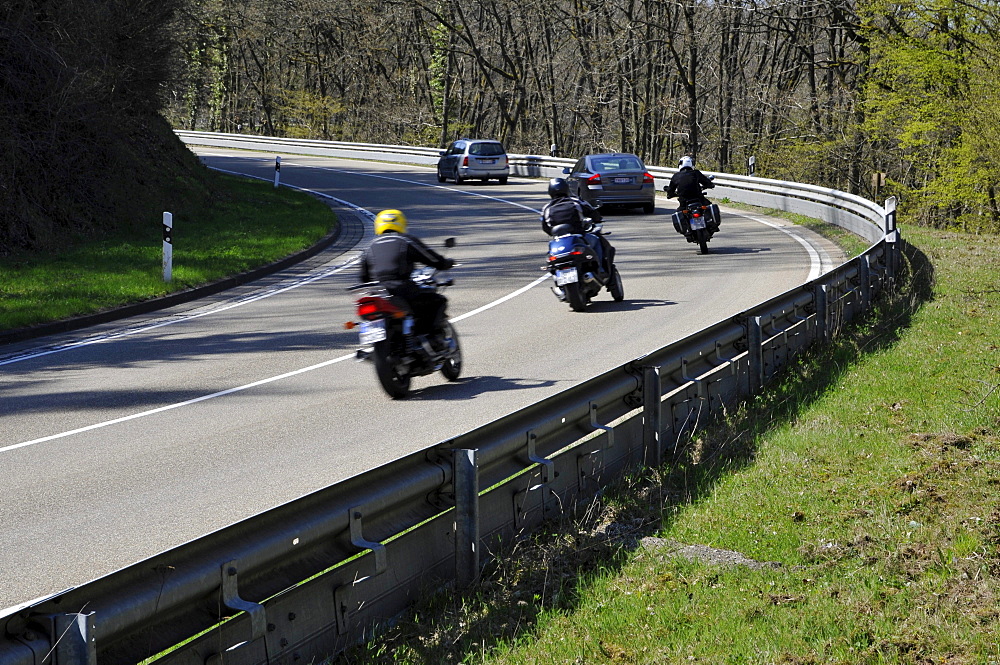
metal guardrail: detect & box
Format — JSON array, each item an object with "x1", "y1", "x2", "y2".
[{"x1": 0, "y1": 132, "x2": 900, "y2": 665}]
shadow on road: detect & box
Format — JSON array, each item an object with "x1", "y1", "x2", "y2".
[{"x1": 408, "y1": 375, "x2": 559, "y2": 401}]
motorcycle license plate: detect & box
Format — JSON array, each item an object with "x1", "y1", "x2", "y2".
[
  {"x1": 555, "y1": 268, "x2": 579, "y2": 286},
  {"x1": 689, "y1": 217, "x2": 707, "y2": 230},
  {"x1": 359, "y1": 319, "x2": 387, "y2": 345},
  {"x1": 614, "y1": 177, "x2": 631, "y2": 184}
]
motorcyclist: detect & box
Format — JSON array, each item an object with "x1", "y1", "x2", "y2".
[
  {"x1": 359, "y1": 209, "x2": 454, "y2": 344},
  {"x1": 666, "y1": 156, "x2": 718, "y2": 231},
  {"x1": 540, "y1": 178, "x2": 615, "y2": 275},
  {"x1": 666, "y1": 155, "x2": 715, "y2": 210}
]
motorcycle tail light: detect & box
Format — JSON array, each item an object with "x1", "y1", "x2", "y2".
[
  {"x1": 548, "y1": 255, "x2": 557, "y2": 261},
  {"x1": 571, "y1": 250, "x2": 584, "y2": 255},
  {"x1": 693, "y1": 212, "x2": 701, "y2": 218},
  {"x1": 358, "y1": 302, "x2": 381, "y2": 318},
  {"x1": 643, "y1": 172, "x2": 654, "y2": 184}
]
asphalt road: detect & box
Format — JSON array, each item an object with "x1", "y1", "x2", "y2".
[{"x1": 0, "y1": 151, "x2": 843, "y2": 609}]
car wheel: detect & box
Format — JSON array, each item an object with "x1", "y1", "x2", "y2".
[
  {"x1": 436, "y1": 169, "x2": 445, "y2": 183},
  {"x1": 453, "y1": 168, "x2": 463, "y2": 184},
  {"x1": 499, "y1": 176, "x2": 508, "y2": 185},
  {"x1": 642, "y1": 202, "x2": 655, "y2": 214}
]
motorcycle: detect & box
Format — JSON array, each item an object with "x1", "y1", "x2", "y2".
[
  {"x1": 665, "y1": 177, "x2": 721, "y2": 254},
  {"x1": 543, "y1": 222, "x2": 624, "y2": 311},
  {"x1": 347, "y1": 263, "x2": 461, "y2": 399}
]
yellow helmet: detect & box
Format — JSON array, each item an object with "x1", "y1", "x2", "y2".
[{"x1": 374, "y1": 209, "x2": 407, "y2": 235}]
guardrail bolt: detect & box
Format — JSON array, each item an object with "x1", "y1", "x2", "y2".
[
  {"x1": 288, "y1": 613, "x2": 296, "y2": 621},
  {"x1": 227, "y1": 567, "x2": 237, "y2": 576},
  {"x1": 267, "y1": 623, "x2": 276, "y2": 632},
  {"x1": 280, "y1": 638, "x2": 289, "y2": 647}
]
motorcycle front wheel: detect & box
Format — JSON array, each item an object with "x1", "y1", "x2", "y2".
[
  {"x1": 439, "y1": 322, "x2": 462, "y2": 381},
  {"x1": 373, "y1": 341, "x2": 411, "y2": 399},
  {"x1": 565, "y1": 281, "x2": 588, "y2": 312}
]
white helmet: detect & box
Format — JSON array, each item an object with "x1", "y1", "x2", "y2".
[{"x1": 678, "y1": 156, "x2": 694, "y2": 170}]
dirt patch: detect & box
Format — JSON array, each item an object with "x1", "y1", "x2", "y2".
[{"x1": 640, "y1": 537, "x2": 783, "y2": 570}]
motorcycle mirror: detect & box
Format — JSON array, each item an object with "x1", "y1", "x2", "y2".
[
  {"x1": 562, "y1": 167, "x2": 571, "y2": 174},
  {"x1": 708, "y1": 174, "x2": 716, "y2": 181},
  {"x1": 662, "y1": 185, "x2": 669, "y2": 192},
  {"x1": 444, "y1": 237, "x2": 456, "y2": 248}
]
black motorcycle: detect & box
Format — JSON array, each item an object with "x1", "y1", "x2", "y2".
[
  {"x1": 543, "y1": 223, "x2": 623, "y2": 311},
  {"x1": 665, "y1": 177, "x2": 721, "y2": 254},
  {"x1": 347, "y1": 266, "x2": 461, "y2": 399}
]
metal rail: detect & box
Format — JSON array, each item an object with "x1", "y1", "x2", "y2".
[{"x1": 0, "y1": 132, "x2": 900, "y2": 665}]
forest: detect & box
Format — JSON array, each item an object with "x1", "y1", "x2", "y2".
[{"x1": 2, "y1": 0, "x2": 999, "y2": 253}]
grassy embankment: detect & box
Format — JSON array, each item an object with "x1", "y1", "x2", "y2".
[
  {"x1": 338, "y1": 222, "x2": 1000, "y2": 664},
  {"x1": 0, "y1": 174, "x2": 336, "y2": 332}
]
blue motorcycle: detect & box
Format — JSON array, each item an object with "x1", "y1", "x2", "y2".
[{"x1": 543, "y1": 222, "x2": 623, "y2": 312}]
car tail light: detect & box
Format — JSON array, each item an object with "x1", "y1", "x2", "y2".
[
  {"x1": 463, "y1": 156, "x2": 469, "y2": 166},
  {"x1": 643, "y1": 172, "x2": 654, "y2": 184},
  {"x1": 587, "y1": 173, "x2": 602, "y2": 183}
]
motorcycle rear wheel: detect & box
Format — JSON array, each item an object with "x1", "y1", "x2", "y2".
[
  {"x1": 440, "y1": 323, "x2": 462, "y2": 381},
  {"x1": 373, "y1": 341, "x2": 411, "y2": 399},
  {"x1": 696, "y1": 228, "x2": 709, "y2": 254},
  {"x1": 608, "y1": 266, "x2": 625, "y2": 301},
  {"x1": 565, "y1": 281, "x2": 588, "y2": 312}
]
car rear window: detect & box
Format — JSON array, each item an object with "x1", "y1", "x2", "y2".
[
  {"x1": 469, "y1": 142, "x2": 505, "y2": 156},
  {"x1": 593, "y1": 156, "x2": 644, "y2": 172}
]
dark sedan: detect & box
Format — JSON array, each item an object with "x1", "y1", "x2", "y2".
[{"x1": 563, "y1": 153, "x2": 656, "y2": 213}]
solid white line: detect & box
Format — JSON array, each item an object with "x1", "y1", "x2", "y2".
[
  {"x1": 2, "y1": 163, "x2": 552, "y2": 453},
  {"x1": 0, "y1": 354, "x2": 357, "y2": 454},
  {"x1": 1, "y1": 273, "x2": 551, "y2": 454},
  {"x1": 740, "y1": 214, "x2": 825, "y2": 281}
]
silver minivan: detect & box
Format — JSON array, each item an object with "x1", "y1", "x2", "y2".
[{"x1": 437, "y1": 139, "x2": 509, "y2": 184}]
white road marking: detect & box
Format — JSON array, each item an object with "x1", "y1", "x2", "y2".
[
  {"x1": 3, "y1": 158, "x2": 825, "y2": 453},
  {"x1": 739, "y1": 214, "x2": 827, "y2": 281}
]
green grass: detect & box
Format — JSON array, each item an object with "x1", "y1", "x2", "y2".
[
  {"x1": 0, "y1": 174, "x2": 336, "y2": 331},
  {"x1": 336, "y1": 224, "x2": 1000, "y2": 664}
]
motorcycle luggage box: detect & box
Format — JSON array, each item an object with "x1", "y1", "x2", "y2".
[
  {"x1": 671, "y1": 211, "x2": 688, "y2": 234},
  {"x1": 708, "y1": 203, "x2": 721, "y2": 229}
]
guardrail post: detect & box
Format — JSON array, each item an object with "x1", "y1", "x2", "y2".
[
  {"x1": 53, "y1": 613, "x2": 96, "y2": 665},
  {"x1": 642, "y1": 366, "x2": 662, "y2": 466},
  {"x1": 454, "y1": 449, "x2": 480, "y2": 588},
  {"x1": 748, "y1": 316, "x2": 763, "y2": 393},
  {"x1": 814, "y1": 284, "x2": 828, "y2": 343},
  {"x1": 859, "y1": 254, "x2": 872, "y2": 310}
]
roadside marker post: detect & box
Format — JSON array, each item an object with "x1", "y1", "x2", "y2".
[
  {"x1": 274, "y1": 155, "x2": 281, "y2": 188},
  {"x1": 162, "y1": 212, "x2": 173, "y2": 282}
]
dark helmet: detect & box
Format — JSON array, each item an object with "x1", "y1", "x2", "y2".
[{"x1": 548, "y1": 178, "x2": 570, "y2": 198}]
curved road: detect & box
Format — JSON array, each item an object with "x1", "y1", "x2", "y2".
[{"x1": 0, "y1": 151, "x2": 842, "y2": 609}]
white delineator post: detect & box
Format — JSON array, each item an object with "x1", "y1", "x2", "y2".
[
  {"x1": 274, "y1": 155, "x2": 281, "y2": 188},
  {"x1": 162, "y1": 212, "x2": 173, "y2": 282}
]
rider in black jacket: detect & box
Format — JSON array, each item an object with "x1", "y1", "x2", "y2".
[
  {"x1": 359, "y1": 209, "x2": 454, "y2": 338},
  {"x1": 541, "y1": 178, "x2": 615, "y2": 274},
  {"x1": 666, "y1": 156, "x2": 715, "y2": 209}
]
